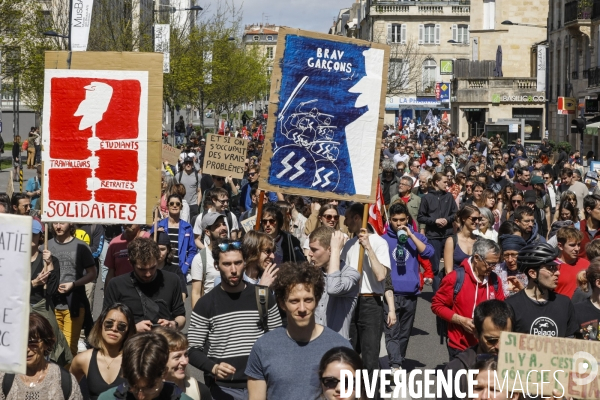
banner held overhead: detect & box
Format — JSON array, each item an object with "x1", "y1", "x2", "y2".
[{"x1": 259, "y1": 27, "x2": 389, "y2": 203}]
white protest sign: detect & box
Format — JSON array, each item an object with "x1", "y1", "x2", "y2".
[
  {"x1": 241, "y1": 215, "x2": 257, "y2": 233},
  {"x1": 0, "y1": 214, "x2": 32, "y2": 374}
]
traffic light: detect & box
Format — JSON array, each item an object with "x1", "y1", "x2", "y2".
[{"x1": 572, "y1": 118, "x2": 586, "y2": 134}]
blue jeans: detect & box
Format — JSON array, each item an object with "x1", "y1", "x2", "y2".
[{"x1": 383, "y1": 294, "x2": 418, "y2": 368}]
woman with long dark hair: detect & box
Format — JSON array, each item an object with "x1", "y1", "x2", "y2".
[
  {"x1": 443, "y1": 204, "x2": 481, "y2": 274},
  {"x1": 70, "y1": 304, "x2": 136, "y2": 400}
]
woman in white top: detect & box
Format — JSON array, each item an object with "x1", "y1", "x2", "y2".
[
  {"x1": 154, "y1": 328, "x2": 211, "y2": 400},
  {"x1": 475, "y1": 207, "x2": 498, "y2": 242}
]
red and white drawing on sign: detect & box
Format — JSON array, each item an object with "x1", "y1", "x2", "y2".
[{"x1": 42, "y1": 70, "x2": 149, "y2": 224}]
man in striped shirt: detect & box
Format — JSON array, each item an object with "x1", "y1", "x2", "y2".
[{"x1": 188, "y1": 239, "x2": 282, "y2": 400}]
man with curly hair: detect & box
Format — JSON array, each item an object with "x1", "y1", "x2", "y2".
[
  {"x1": 103, "y1": 237, "x2": 186, "y2": 333},
  {"x1": 246, "y1": 262, "x2": 351, "y2": 400}
]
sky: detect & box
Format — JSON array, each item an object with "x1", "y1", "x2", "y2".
[{"x1": 238, "y1": 0, "x2": 353, "y2": 33}]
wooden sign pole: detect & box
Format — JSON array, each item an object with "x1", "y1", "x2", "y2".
[
  {"x1": 153, "y1": 207, "x2": 159, "y2": 240},
  {"x1": 254, "y1": 191, "x2": 265, "y2": 231},
  {"x1": 357, "y1": 204, "x2": 369, "y2": 275}
]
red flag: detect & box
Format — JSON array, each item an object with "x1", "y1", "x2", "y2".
[{"x1": 369, "y1": 178, "x2": 385, "y2": 235}]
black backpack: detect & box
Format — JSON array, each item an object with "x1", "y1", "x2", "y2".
[
  {"x1": 2, "y1": 366, "x2": 71, "y2": 399},
  {"x1": 452, "y1": 267, "x2": 499, "y2": 301}
]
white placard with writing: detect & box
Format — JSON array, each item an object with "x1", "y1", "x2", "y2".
[{"x1": 0, "y1": 214, "x2": 32, "y2": 374}]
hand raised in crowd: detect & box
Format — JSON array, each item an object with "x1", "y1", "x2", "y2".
[
  {"x1": 357, "y1": 228, "x2": 371, "y2": 250},
  {"x1": 330, "y1": 230, "x2": 347, "y2": 251},
  {"x1": 506, "y1": 276, "x2": 524, "y2": 292},
  {"x1": 135, "y1": 320, "x2": 153, "y2": 332},
  {"x1": 212, "y1": 362, "x2": 236, "y2": 379},
  {"x1": 258, "y1": 262, "x2": 278, "y2": 287},
  {"x1": 311, "y1": 201, "x2": 321, "y2": 214},
  {"x1": 58, "y1": 281, "x2": 74, "y2": 293},
  {"x1": 32, "y1": 270, "x2": 51, "y2": 287}
]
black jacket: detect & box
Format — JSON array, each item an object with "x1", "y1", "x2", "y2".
[
  {"x1": 417, "y1": 189, "x2": 458, "y2": 239},
  {"x1": 440, "y1": 346, "x2": 478, "y2": 400},
  {"x1": 280, "y1": 231, "x2": 306, "y2": 263}
]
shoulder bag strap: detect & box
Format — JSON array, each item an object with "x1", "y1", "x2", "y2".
[{"x1": 255, "y1": 285, "x2": 269, "y2": 332}]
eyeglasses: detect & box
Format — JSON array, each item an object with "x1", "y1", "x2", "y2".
[
  {"x1": 169, "y1": 202, "x2": 181, "y2": 207},
  {"x1": 215, "y1": 198, "x2": 229, "y2": 204},
  {"x1": 215, "y1": 176, "x2": 225, "y2": 181},
  {"x1": 262, "y1": 248, "x2": 274, "y2": 255},
  {"x1": 477, "y1": 255, "x2": 495, "y2": 269},
  {"x1": 248, "y1": 172, "x2": 257, "y2": 177},
  {"x1": 262, "y1": 218, "x2": 277, "y2": 226},
  {"x1": 28, "y1": 339, "x2": 43, "y2": 350},
  {"x1": 103, "y1": 320, "x2": 128, "y2": 333},
  {"x1": 465, "y1": 184, "x2": 473, "y2": 188},
  {"x1": 469, "y1": 216, "x2": 482, "y2": 222},
  {"x1": 322, "y1": 214, "x2": 340, "y2": 221},
  {"x1": 321, "y1": 376, "x2": 352, "y2": 390},
  {"x1": 512, "y1": 199, "x2": 522, "y2": 204},
  {"x1": 541, "y1": 264, "x2": 561, "y2": 274},
  {"x1": 217, "y1": 241, "x2": 242, "y2": 252}
]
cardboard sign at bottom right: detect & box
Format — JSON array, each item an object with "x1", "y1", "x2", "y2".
[{"x1": 497, "y1": 331, "x2": 600, "y2": 400}]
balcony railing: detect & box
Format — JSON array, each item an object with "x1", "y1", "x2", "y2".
[
  {"x1": 572, "y1": 71, "x2": 579, "y2": 79},
  {"x1": 588, "y1": 67, "x2": 600, "y2": 87},
  {"x1": 565, "y1": 0, "x2": 593, "y2": 24},
  {"x1": 373, "y1": 0, "x2": 470, "y2": 13}
]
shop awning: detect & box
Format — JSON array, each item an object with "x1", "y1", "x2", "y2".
[{"x1": 585, "y1": 121, "x2": 600, "y2": 136}]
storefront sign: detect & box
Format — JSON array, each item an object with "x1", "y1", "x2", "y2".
[
  {"x1": 492, "y1": 94, "x2": 546, "y2": 104},
  {"x1": 435, "y1": 83, "x2": 450, "y2": 102},
  {"x1": 386, "y1": 96, "x2": 442, "y2": 107},
  {"x1": 440, "y1": 59, "x2": 453, "y2": 75},
  {"x1": 558, "y1": 97, "x2": 576, "y2": 115}
]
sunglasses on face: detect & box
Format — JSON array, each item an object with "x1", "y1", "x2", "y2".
[
  {"x1": 469, "y1": 216, "x2": 482, "y2": 222},
  {"x1": 28, "y1": 339, "x2": 43, "y2": 350},
  {"x1": 104, "y1": 320, "x2": 128, "y2": 333},
  {"x1": 248, "y1": 172, "x2": 257, "y2": 177},
  {"x1": 169, "y1": 202, "x2": 181, "y2": 207},
  {"x1": 322, "y1": 214, "x2": 340, "y2": 221},
  {"x1": 215, "y1": 176, "x2": 225, "y2": 181},
  {"x1": 262, "y1": 218, "x2": 277, "y2": 226},
  {"x1": 217, "y1": 241, "x2": 242, "y2": 252},
  {"x1": 542, "y1": 264, "x2": 561, "y2": 274},
  {"x1": 512, "y1": 199, "x2": 522, "y2": 204},
  {"x1": 321, "y1": 376, "x2": 352, "y2": 390},
  {"x1": 262, "y1": 248, "x2": 274, "y2": 255}
]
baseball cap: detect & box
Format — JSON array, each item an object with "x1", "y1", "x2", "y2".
[
  {"x1": 184, "y1": 156, "x2": 194, "y2": 163},
  {"x1": 524, "y1": 190, "x2": 537, "y2": 204},
  {"x1": 32, "y1": 219, "x2": 43, "y2": 234},
  {"x1": 201, "y1": 212, "x2": 225, "y2": 230},
  {"x1": 530, "y1": 176, "x2": 545, "y2": 185}
]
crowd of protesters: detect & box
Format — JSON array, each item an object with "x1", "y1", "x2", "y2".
[{"x1": 1, "y1": 116, "x2": 599, "y2": 400}]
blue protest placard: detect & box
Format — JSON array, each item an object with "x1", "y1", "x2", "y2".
[{"x1": 260, "y1": 28, "x2": 389, "y2": 202}]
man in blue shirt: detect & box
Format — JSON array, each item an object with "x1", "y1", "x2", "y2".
[
  {"x1": 25, "y1": 165, "x2": 42, "y2": 210},
  {"x1": 382, "y1": 201, "x2": 434, "y2": 372}
]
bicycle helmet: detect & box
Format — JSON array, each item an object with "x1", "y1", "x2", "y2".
[{"x1": 517, "y1": 243, "x2": 559, "y2": 274}]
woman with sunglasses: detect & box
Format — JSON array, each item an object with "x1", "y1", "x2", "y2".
[
  {"x1": 318, "y1": 347, "x2": 365, "y2": 400},
  {"x1": 150, "y1": 193, "x2": 197, "y2": 276},
  {"x1": 502, "y1": 192, "x2": 524, "y2": 223},
  {"x1": 443, "y1": 204, "x2": 481, "y2": 274},
  {"x1": 304, "y1": 204, "x2": 348, "y2": 257},
  {"x1": 154, "y1": 328, "x2": 211, "y2": 400},
  {"x1": 70, "y1": 304, "x2": 135, "y2": 400},
  {"x1": 0, "y1": 313, "x2": 83, "y2": 399},
  {"x1": 474, "y1": 207, "x2": 498, "y2": 243}
]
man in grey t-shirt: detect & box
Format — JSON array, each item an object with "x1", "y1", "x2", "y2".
[
  {"x1": 246, "y1": 262, "x2": 351, "y2": 400},
  {"x1": 177, "y1": 156, "x2": 201, "y2": 218}
]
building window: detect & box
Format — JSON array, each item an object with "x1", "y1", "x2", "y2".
[
  {"x1": 253, "y1": 35, "x2": 259, "y2": 41},
  {"x1": 388, "y1": 24, "x2": 406, "y2": 44},
  {"x1": 424, "y1": 24, "x2": 435, "y2": 44},
  {"x1": 419, "y1": 24, "x2": 440, "y2": 45},
  {"x1": 483, "y1": 0, "x2": 495, "y2": 30},
  {"x1": 266, "y1": 47, "x2": 274, "y2": 59},
  {"x1": 422, "y1": 59, "x2": 437, "y2": 91},
  {"x1": 457, "y1": 25, "x2": 469, "y2": 44},
  {"x1": 390, "y1": 59, "x2": 409, "y2": 89},
  {"x1": 266, "y1": 35, "x2": 273, "y2": 41},
  {"x1": 267, "y1": 66, "x2": 273, "y2": 76}
]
